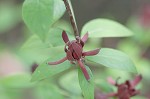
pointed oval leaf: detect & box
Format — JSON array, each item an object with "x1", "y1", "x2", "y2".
[
  {"x1": 36, "y1": 82, "x2": 64, "y2": 99},
  {"x1": 78, "y1": 66, "x2": 94, "y2": 99},
  {"x1": 81, "y1": 19, "x2": 133, "y2": 38},
  {"x1": 86, "y1": 48, "x2": 137, "y2": 73},
  {"x1": 22, "y1": 0, "x2": 65, "y2": 40},
  {"x1": 31, "y1": 53, "x2": 71, "y2": 82},
  {"x1": 59, "y1": 70, "x2": 82, "y2": 95}
]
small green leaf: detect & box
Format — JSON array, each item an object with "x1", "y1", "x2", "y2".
[
  {"x1": 78, "y1": 66, "x2": 94, "y2": 99},
  {"x1": 86, "y1": 48, "x2": 137, "y2": 73},
  {"x1": 81, "y1": 19, "x2": 133, "y2": 38},
  {"x1": 22, "y1": 0, "x2": 65, "y2": 40},
  {"x1": 31, "y1": 53, "x2": 71, "y2": 82}
]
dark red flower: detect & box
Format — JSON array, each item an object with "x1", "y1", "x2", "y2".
[
  {"x1": 95, "y1": 89, "x2": 109, "y2": 99},
  {"x1": 107, "y1": 75, "x2": 142, "y2": 99},
  {"x1": 140, "y1": 5, "x2": 150, "y2": 28},
  {"x1": 48, "y1": 31, "x2": 100, "y2": 80}
]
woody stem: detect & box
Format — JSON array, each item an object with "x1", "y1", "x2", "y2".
[{"x1": 63, "y1": 0, "x2": 80, "y2": 38}]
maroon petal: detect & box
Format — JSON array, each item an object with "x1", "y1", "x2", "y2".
[
  {"x1": 77, "y1": 60, "x2": 90, "y2": 80},
  {"x1": 48, "y1": 57, "x2": 67, "y2": 65},
  {"x1": 82, "y1": 32, "x2": 89, "y2": 43},
  {"x1": 62, "y1": 31, "x2": 69, "y2": 43},
  {"x1": 131, "y1": 90, "x2": 140, "y2": 96},
  {"x1": 107, "y1": 93, "x2": 118, "y2": 97},
  {"x1": 72, "y1": 42, "x2": 82, "y2": 58},
  {"x1": 67, "y1": 50, "x2": 75, "y2": 61},
  {"x1": 107, "y1": 77, "x2": 116, "y2": 85},
  {"x1": 131, "y1": 75, "x2": 142, "y2": 87},
  {"x1": 83, "y1": 48, "x2": 100, "y2": 56}
]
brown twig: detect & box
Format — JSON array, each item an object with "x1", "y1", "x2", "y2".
[{"x1": 63, "y1": 0, "x2": 80, "y2": 38}]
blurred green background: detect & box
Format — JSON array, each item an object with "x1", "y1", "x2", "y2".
[{"x1": 0, "y1": 0, "x2": 150, "y2": 99}]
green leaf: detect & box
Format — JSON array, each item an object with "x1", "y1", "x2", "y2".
[
  {"x1": 19, "y1": 32, "x2": 64, "y2": 64},
  {"x1": 59, "y1": 70, "x2": 81, "y2": 95},
  {"x1": 78, "y1": 66, "x2": 94, "y2": 99},
  {"x1": 53, "y1": 20, "x2": 74, "y2": 34},
  {"x1": 20, "y1": 28, "x2": 74, "y2": 64},
  {"x1": 45, "y1": 28, "x2": 74, "y2": 47},
  {"x1": 86, "y1": 48, "x2": 137, "y2": 73},
  {"x1": 22, "y1": 0, "x2": 66, "y2": 40},
  {"x1": 31, "y1": 53, "x2": 71, "y2": 82},
  {"x1": 81, "y1": 19, "x2": 133, "y2": 38},
  {"x1": 0, "y1": 3, "x2": 21, "y2": 33},
  {"x1": 21, "y1": 35, "x2": 48, "y2": 50},
  {"x1": 0, "y1": 74, "x2": 33, "y2": 88},
  {"x1": 36, "y1": 82, "x2": 64, "y2": 99}
]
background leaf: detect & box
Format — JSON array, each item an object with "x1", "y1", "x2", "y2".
[
  {"x1": 35, "y1": 81, "x2": 64, "y2": 99},
  {"x1": 78, "y1": 66, "x2": 94, "y2": 99},
  {"x1": 59, "y1": 70, "x2": 81, "y2": 95},
  {"x1": 81, "y1": 19, "x2": 133, "y2": 38},
  {"x1": 53, "y1": 20, "x2": 74, "y2": 34},
  {"x1": 19, "y1": 28, "x2": 74, "y2": 65},
  {"x1": 22, "y1": 0, "x2": 65, "y2": 40},
  {"x1": 0, "y1": 73, "x2": 33, "y2": 88},
  {"x1": 31, "y1": 53, "x2": 71, "y2": 82},
  {"x1": 86, "y1": 48, "x2": 137, "y2": 73},
  {"x1": 0, "y1": 3, "x2": 21, "y2": 33}
]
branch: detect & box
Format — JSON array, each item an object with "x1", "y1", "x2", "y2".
[{"x1": 63, "y1": 0, "x2": 80, "y2": 38}]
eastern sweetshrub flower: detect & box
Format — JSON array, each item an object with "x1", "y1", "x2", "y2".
[
  {"x1": 48, "y1": 31, "x2": 100, "y2": 80},
  {"x1": 107, "y1": 75, "x2": 142, "y2": 99},
  {"x1": 140, "y1": 5, "x2": 150, "y2": 28},
  {"x1": 95, "y1": 89, "x2": 109, "y2": 99}
]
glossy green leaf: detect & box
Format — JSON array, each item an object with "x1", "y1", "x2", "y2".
[
  {"x1": 31, "y1": 53, "x2": 71, "y2": 81},
  {"x1": 81, "y1": 19, "x2": 133, "y2": 38},
  {"x1": 78, "y1": 66, "x2": 94, "y2": 99},
  {"x1": 22, "y1": 0, "x2": 66, "y2": 40},
  {"x1": 86, "y1": 48, "x2": 137, "y2": 73}
]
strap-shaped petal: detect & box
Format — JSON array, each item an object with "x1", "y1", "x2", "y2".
[
  {"x1": 72, "y1": 42, "x2": 82, "y2": 58},
  {"x1": 62, "y1": 31, "x2": 69, "y2": 43},
  {"x1": 77, "y1": 60, "x2": 90, "y2": 80},
  {"x1": 67, "y1": 50, "x2": 75, "y2": 61},
  {"x1": 107, "y1": 77, "x2": 116, "y2": 85},
  {"x1": 131, "y1": 75, "x2": 142, "y2": 88},
  {"x1": 83, "y1": 48, "x2": 100, "y2": 56},
  {"x1": 48, "y1": 57, "x2": 67, "y2": 65},
  {"x1": 82, "y1": 32, "x2": 89, "y2": 43}
]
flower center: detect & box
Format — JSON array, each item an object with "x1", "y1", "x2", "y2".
[{"x1": 65, "y1": 40, "x2": 83, "y2": 61}]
